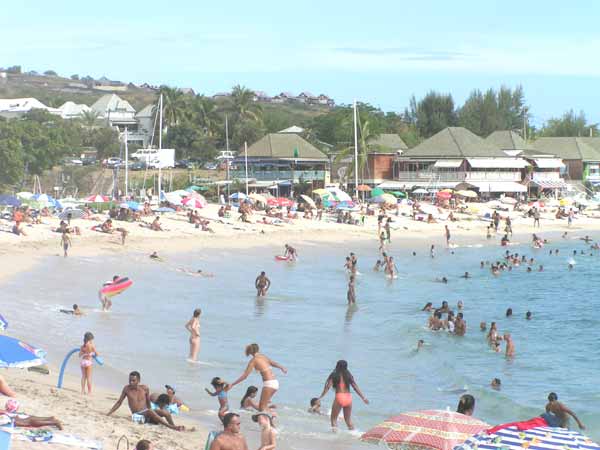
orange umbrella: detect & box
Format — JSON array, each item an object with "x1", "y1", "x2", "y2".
[
  {"x1": 361, "y1": 410, "x2": 489, "y2": 450},
  {"x1": 357, "y1": 184, "x2": 372, "y2": 192}
]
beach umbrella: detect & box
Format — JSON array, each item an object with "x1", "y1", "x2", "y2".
[
  {"x1": 268, "y1": 197, "x2": 294, "y2": 207},
  {"x1": 361, "y1": 410, "x2": 489, "y2": 450},
  {"x1": 0, "y1": 195, "x2": 21, "y2": 207},
  {"x1": 182, "y1": 196, "x2": 207, "y2": 209},
  {"x1": 357, "y1": 184, "x2": 372, "y2": 192},
  {"x1": 127, "y1": 201, "x2": 142, "y2": 211},
  {"x1": 371, "y1": 194, "x2": 397, "y2": 205},
  {"x1": 0, "y1": 335, "x2": 46, "y2": 368},
  {"x1": 248, "y1": 193, "x2": 268, "y2": 204},
  {"x1": 85, "y1": 194, "x2": 109, "y2": 203},
  {"x1": 155, "y1": 207, "x2": 175, "y2": 213},
  {"x1": 336, "y1": 201, "x2": 356, "y2": 210},
  {"x1": 500, "y1": 196, "x2": 517, "y2": 204},
  {"x1": 413, "y1": 188, "x2": 428, "y2": 194},
  {"x1": 440, "y1": 188, "x2": 453, "y2": 193},
  {"x1": 169, "y1": 190, "x2": 189, "y2": 197},
  {"x1": 312, "y1": 188, "x2": 330, "y2": 197},
  {"x1": 456, "y1": 190, "x2": 478, "y2": 198},
  {"x1": 436, "y1": 191, "x2": 452, "y2": 200},
  {"x1": 456, "y1": 425, "x2": 600, "y2": 450},
  {"x1": 230, "y1": 192, "x2": 247, "y2": 201},
  {"x1": 58, "y1": 209, "x2": 85, "y2": 220},
  {"x1": 370, "y1": 187, "x2": 385, "y2": 197},
  {"x1": 390, "y1": 191, "x2": 406, "y2": 198},
  {"x1": 186, "y1": 185, "x2": 208, "y2": 192},
  {"x1": 326, "y1": 187, "x2": 352, "y2": 202},
  {"x1": 300, "y1": 194, "x2": 316, "y2": 208},
  {"x1": 0, "y1": 314, "x2": 7, "y2": 331},
  {"x1": 161, "y1": 192, "x2": 182, "y2": 205}
]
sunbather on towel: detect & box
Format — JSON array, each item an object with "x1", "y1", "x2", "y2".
[{"x1": 1, "y1": 400, "x2": 63, "y2": 430}]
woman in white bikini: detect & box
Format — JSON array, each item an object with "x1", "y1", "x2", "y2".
[
  {"x1": 79, "y1": 332, "x2": 99, "y2": 395},
  {"x1": 229, "y1": 343, "x2": 287, "y2": 412}
]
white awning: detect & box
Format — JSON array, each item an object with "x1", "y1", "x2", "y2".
[
  {"x1": 378, "y1": 181, "x2": 460, "y2": 189},
  {"x1": 533, "y1": 158, "x2": 565, "y2": 169},
  {"x1": 533, "y1": 179, "x2": 568, "y2": 189},
  {"x1": 467, "y1": 158, "x2": 529, "y2": 169},
  {"x1": 470, "y1": 181, "x2": 527, "y2": 193},
  {"x1": 434, "y1": 159, "x2": 463, "y2": 168}
]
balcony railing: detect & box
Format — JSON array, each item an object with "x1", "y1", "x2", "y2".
[
  {"x1": 231, "y1": 170, "x2": 327, "y2": 181},
  {"x1": 395, "y1": 171, "x2": 522, "y2": 182}
]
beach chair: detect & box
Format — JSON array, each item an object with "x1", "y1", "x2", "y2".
[{"x1": 0, "y1": 429, "x2": 11, "y2": 450}]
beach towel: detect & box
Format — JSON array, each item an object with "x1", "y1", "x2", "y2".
[
  {"x1": 486, "y1": 416, "x2": 548, "y2": 434},
  {"x1": 204, "y1": 431, "x2": 221, "y2": 450}
]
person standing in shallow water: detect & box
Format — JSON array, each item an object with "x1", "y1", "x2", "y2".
[
  {"x1": 255, "y1": 271, "x2": 271, "y2": 297},
  {"x1": 185, "y1": 308, "x2": 201, "y2": 362},
  {"x1": 317, "y1": 360, "x2": 369, "y2": 431},
  {"x1": 347, "y1": 275, "x2": 356, "y2": 304}
]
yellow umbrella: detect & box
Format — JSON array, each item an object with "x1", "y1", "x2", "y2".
[
  {"x1": 380, "y1": 193, "x2": 397, "y2": 204},
  {"x1": 440, "y1": 188, "x2": 454, "y2": 193},
  {"x1": 312, "y1": 189, "x2": 330, "y2": 197},
  {"x1": 456, "y1": 190, "x2": 478, "y2": 198},
  {"x1": 248, "y1": 193, "x2": 267, "y2": 204},
  {"x1": 300, "y1": 194, "x2": 316, "y2": 208},
  {"x1": 559, "y1": 198, "x2": 572, "y2": 206}
]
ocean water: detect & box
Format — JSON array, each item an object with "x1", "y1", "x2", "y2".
[{"x1": 3, "y1": 232, "x2": 600, "y2": 447}]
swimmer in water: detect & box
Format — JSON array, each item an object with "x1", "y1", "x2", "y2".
[
  {"x1": 543, "y1": 392, "x2": 585, "y2": 429},
  {"x1": 308, "y1": 397, "x2": 324, "y2": 415},
  {"x1": 185, "y1": 308, "x2": 201, "y2": 361},
  {"x1": 373, "y1": 260, "x2": 382, "y2": 271},
  {"x1": 526, "y1": 311, "x2": 532, "y2": 320},
  {"x1": 416, "y1": 339, "x2": 425, "y2": 351},
  {"x1": 177, "y1": 268, "x2": 214, "y2": 277},
  {"x1": 435, "y1": 277, "x2": 448, "y2": 284},
  {"x1": 491, "y1": 378, "x2": 501, "y2": 390},
  {"x1": 149, "y1": 251, "x2": 161, "y2": 260},
  {"x1": 461, "y1": 272, "x2": 470, "y2": 279},
  {"x1": 457, "y1": 300, "x2": 464, "y2": 310},
  {"x1": 422, "y1": 302, "x2": 433, "y2": 312},
  {"x1": 480, "y1": 322, "x2": 486, "y2": 331},
  {"x1": 255, "y1": 271, "x2": 271, "y2": 297},
  {"x1": 384, "y1": 256, "x2": 398, "y2": 278},
  {"x1": 506, "y1": 308, "x2": 513, "y2": 317},
  {"x1": 430, "y1": 245, "x2": 435, "y2": 258},
  {"x1": 436, "y1": 301, "x2": 450, "y2": 314},
  {"x1": 568, "y1": 263, "x2": 574, "y2": 270}
]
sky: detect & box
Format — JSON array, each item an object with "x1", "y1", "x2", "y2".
[{"x1": 3, "y1": 0, "x2": 600, "y2": 126}]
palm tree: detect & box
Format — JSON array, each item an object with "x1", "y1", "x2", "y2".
[
  {"x1": 192, "y1": 96, "x2": 221, "y2": 137},
  {"x1": 158, "y1": 86, "x2": 187, "y2": 127},
  {"x1": 227, "y1": 85, "x2": 263, "y2": 123},
  {"x1": 80, "y1": 110, "x2": 101, "y2": 128},
  {"x1": 334, "y1": 112, "x2": 379, "y2": 184}
]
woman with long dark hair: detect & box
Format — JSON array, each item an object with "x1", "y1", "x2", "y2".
[
  {"x1": 317, "y1": 360, "x2": 368, "y2": 430},
  {"x1": 456, "y1": 394, "x2": 475, "y2": 416}
]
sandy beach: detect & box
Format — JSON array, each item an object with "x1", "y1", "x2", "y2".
[{"x1": 2, "y1": 200, "x2": 600, "y2": 449}]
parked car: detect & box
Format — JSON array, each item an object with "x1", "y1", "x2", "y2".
[
  {"x1": 204, "y1": 162, "x2": 218, "y2": 170},
  {"x1": 62, "y1": 157, "x2": 83, "y2": 166},
  {"x1": 130, "y1": 161, "x2": 147, "y2": 171},
  {"x1": 81, "y1": 157, "x2": 97, "y2": 166},
  {"x1": 106, "y1": 157, "x2": 122, "y2": 168},
  {"x1": 175, "y1": 159, "x2": 189, "y2": 169}
]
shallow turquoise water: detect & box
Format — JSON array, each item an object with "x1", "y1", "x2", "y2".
[{"x1": 3, "y1": 232, "x2": 600, "y2": 447}]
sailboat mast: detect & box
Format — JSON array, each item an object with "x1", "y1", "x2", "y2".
[
  {"x1": 158, "y1": 94, "x2": 163, "y2": 200},
  {"x1": 124, "y1": 127, "x2": 129, "y2": 198},
  {"x1": 353, "y1": 100, "x2": 359, "y2": 199}
]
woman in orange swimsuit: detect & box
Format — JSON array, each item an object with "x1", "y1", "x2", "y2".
[
  {"x1": 317, "y1": 360, "x2": 368, "y2": 430},
  {"x1": 79, "y1": 332, "x2": 99, "y2": 395}
]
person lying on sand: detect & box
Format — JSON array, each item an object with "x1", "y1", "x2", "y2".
[
  {"x1": 107, "y1": 371, "x2": 184, "y2": 431},
  {"x1": 1, "y1": 399, "x2": 63, "y2": 429}
]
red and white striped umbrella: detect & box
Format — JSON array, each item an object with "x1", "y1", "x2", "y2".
[
  {"x1": 85, "y1": 194, "x2": 109, "y2": 203},
  {"x1": 182, "y1": 196, "x2": 207, "y2": 209},
  {"x1": 361, "y1": 410, "x2": 489, "y2": 450}
]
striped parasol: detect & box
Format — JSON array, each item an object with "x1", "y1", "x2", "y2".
[
  {"x1": 361, "y1": 410, "x2": 489, "y2": 450},
  {"x1": 456, "y1": 425, "x2": 600, "y2": 450}
]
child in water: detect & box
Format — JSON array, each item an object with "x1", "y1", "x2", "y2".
[
  {"x1": 205, "y1": 377, "x2": 229, "y2": 423},
  {"x1": 240, "y1": 386, "x2": 260, "y2": 411},
  {"x1": 308, "y1": 397, "x2": 324, "y2": 414}
]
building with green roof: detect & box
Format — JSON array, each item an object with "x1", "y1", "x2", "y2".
[{"x1": 232, "y1": 133, "x2": 330, "y2": 187}]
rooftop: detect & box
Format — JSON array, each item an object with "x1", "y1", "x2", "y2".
[{"x1": 243, "y1": 133, "x2": 328, "y2": 160}]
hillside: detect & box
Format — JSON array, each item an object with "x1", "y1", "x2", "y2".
[{"x1": 0, "y1": 70, "x2": 332, "y2": 124}]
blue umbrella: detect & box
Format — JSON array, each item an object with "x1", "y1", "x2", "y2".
[
  {"x1": 457, "y1": 424, "x2": 600, "y2": 450},
  {"x1": 0, "y1": 314, "x2": 7, "y2": 331},
  {"x1": 0, "y1": 335, "x2": 46, "y2": 368},
  {"x1": 0, "y1": 195, "x2": 21, "y2": 207},
  {"x1": 127, "y1": 201, "x2": 142, "y2": 211},
  {"x1": 155, "y1": 207, "x2": 175, "y2": 213},
  {"x1": 229, "y1": 192, "x2": 247, "y2": 200}
]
